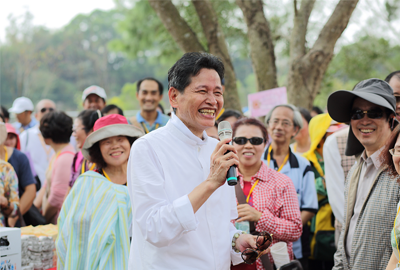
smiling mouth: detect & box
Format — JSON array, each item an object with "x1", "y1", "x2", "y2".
[
  {"x1": 360, "y1": 129, "x2": 374, "y2": 134},
  {"x1": 243, "y1": 152, "x2": 254, "y2": 156},
  {"x1": 110, "y1": 152, "x2": 123, "y2": 157},
  {"x1": 199, "y1": 109, "x2": 215, "y2": 116}
]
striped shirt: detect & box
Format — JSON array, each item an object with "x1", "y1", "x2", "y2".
[{"x1": 56, "y1": 171, "x2": 131, "y2": 270}]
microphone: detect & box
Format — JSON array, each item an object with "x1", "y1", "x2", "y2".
[{"x1": 218, "y1": 121, "x2": 238, "y2": 186}]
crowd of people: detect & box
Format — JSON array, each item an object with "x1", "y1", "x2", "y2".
[{"x1": 0, "y1": 52, "x2": 400, "y2": 270}]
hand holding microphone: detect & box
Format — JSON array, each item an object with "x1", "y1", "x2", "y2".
[{"x1": 207, "y1": 121, "x2": 239, "y2": 189}]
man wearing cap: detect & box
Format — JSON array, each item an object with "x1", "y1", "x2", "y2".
[
  {"x1": 328, "y1": 79, "x2": 400, "y2": 269},
  {"x1": 130, "y1": 77, "x2": 170, "y2": 134},
  {"x1": 8, "y1": 97, "x2": 38, "y2": 134},
  {"x1": 82, "y1": 85, "x2": 107, "y2": 110},
  {"x1": 128, "y1": 52, "x2": 259, "y2": 270},
  {"x1": 385, "y1": 71, "x2": 400, "y2": 121},
  {"x1": 263, "y1": 104, "x2": 318, "y2": 269}
]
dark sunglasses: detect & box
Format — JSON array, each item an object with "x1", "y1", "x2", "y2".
[
  {"x1": 40, "y1": 107, "x2": 54, "y2": 113},
  {"x1": 350, "y1": 109, "x2": 384, "y2": 120},
  {"x1": 233, "y1": 137, "x2": 264, "y2": 145},
  {"x1": 242, "y1": 232, "x2": 273, "y2": 264}
]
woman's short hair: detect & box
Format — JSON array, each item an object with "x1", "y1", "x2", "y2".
[
  {"x1": 380, "y1": 125, "x2": 400, "y2": 179},
  {"x1": 101, "y1": 104, "x2": 124, "y2": 116},
  {"x1": 232, "y1": 117, "x2": 268, "y2": 143},
  {"x1": 88, "y1": 136, "x2": 137, "y2": 169},
  {"x1": 40, "y1": 111, "x2": 73, "y2": 144},
  {"x1": 298, "y1": 107, "x2": 312, "y2": 123},
  {"x1": 77, "y1": 110, "x2": 96, "y2": 134}
]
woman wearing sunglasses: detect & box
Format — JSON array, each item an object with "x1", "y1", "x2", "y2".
[{"x1": 231, "y1": 118, "x2": 302, "y2": 270}]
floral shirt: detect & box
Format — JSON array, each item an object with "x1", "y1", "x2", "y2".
[
  {"x1": 236, "y1": 162, "x2": 302, "y2": 270},
  {"x1": 0, "y1": 160, "x2": 19, "y2": 227}
]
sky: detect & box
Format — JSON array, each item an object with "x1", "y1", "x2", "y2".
[{"x1": 0, "y1": 0, "x2": 116, "y2": 42}]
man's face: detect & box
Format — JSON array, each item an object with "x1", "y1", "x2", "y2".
[
  {"x1": 170, "y1": 68, "x2": 223, "y2": 136},
  {"x1": 35, "y1": 100, "x2": 56, "y2": 121},
  {"x1": 350, "y1": 97, "x2": 392, "y2": 154},
  {"x1": 389, "y1": 76, "x2": 400, "y2": 120},
  {"x1": 137, "y1": 80, "x2": 162, "y2": 112},
  {"x1": 83, "y1": 94, "x2": 106, "y2": 110},
  {"x1": 16, "y1": 111, "x2": 32, "y2": 126},
  {"x1": 268, "y1": 107, "x2": 299, "y2": 145}
]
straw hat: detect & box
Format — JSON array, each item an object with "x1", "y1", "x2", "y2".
[{"x1": 81, "y1": 114, "x2": 144, "y2": 160}]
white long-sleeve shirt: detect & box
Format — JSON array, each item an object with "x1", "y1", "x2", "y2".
[{"x1": 128, "y1": 113, "x2": 242, "y2": 270}]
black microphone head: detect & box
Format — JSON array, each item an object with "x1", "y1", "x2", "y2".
[{"x1": 218, "y1": 121, "x2": 232, "y2": 141}]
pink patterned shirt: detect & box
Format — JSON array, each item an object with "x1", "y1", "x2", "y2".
[{"x1": 236, "y1": 162, "x2": 302, "y2": 269}]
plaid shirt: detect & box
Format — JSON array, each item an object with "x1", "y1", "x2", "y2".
[{"x1": 237, "y1": 162, "x2": 302, "y2": 269}]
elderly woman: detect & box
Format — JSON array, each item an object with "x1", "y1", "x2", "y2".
[
  {"x1": 34, "y1": 111, "x2": 75, "y2": 224},
  {"x1": 56, "y1": 114, "x2": 144, "y2": 270},
  {"x1": 0, "y1": 123, "x2": 19, "y2": 227},
  {"x1": 383, "y1": 126, "x2": 400, "y2": 270},
  {"x1": 231, "y1": 117, "x2": 302, "y2": 270}
]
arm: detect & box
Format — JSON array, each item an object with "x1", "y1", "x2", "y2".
[
  {"x1": 255, "y1": 180, "x2": 302, "y2": 242},
  {"x1": 19, "y1": 184, "x2": 36, "y2": 215},
  {"x1": 3, "y1": 166, "x2": 20, "y2": 226},
  {"x1": 128, "y1": 138, "x2": 238, "y2": 248},
  {"x1": 301, "y1": 211, "x2": 315, "y2": 226},
  {"x1": 386, "y1": 252, "x2": 398, "y2": 270},
  {"x1": 34, "y1": 185, "x2": 45, "y2": 209},
  {"x1": 323, "y1": 135, "x2": 345, "y2": 224},
  {"x1": 300, "y1": 164, "x2": 318, "y2": 225}
]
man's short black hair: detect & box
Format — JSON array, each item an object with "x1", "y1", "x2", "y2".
[
  {"x1": 101, "y1": 104, "x2": 124, "y2": 116},
  {"x1": 217, "y1": 109, "x2": 242, "y2": 123},
  {"x1": 137, "y1": 77, "x2": 164, "y2": 96},
  {"x1": 298, "y1": 107, "x2": 312, "y2": 123},
  {"x1": 0, "y1": 106, "x2": 10, "y2": 121},
  {"x1": 168, "y1": 52, "x2": 224, "y2": 94},
  {"x1": 311, "y1": 106, "x2": 323, "y2": 115},
  {"x1": 40, "y1": 111, "x2": 73, "y2": 144},
  {"x1": 385, "y1": 70, "x2": 400, "y2": 83}
]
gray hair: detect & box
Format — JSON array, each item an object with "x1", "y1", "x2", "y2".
[{"x1": 265, "y1": 104, "x2": 304, "y2": 130}]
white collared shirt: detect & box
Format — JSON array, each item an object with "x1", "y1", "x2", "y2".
[{"x1": 128, "y1": 113, "x2": 242, "y2": 270}]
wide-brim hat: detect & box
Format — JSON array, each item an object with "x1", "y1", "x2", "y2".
[
  {"x1": 327, "y1": 78, "x2": 396, "y2": 156},
  {"x1": 5, "y1": 123, "x2": 20, "y2": 150},
  {"x1": 81, "y1": 114, "x2": 144, "y2": 160}
]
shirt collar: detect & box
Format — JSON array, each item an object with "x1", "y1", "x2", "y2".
[
  {"x1": 263, "y1": 143, "x2": 299, "y2": 169},
  {"x1": 136, "y1": 111, "x2": 163, "y2": 125},
  {"x1": 360, "y1": 145, "x2": 384, "y2": 170},
  {"x1": 23, "y1": 118, "x2": 37, "y2": 129},
  {"x1": 169, "y1": 112, "x2": 208, "y2": 146},
  {"x1": 237, "y1": 161, "x2": 269, "y2": 182}
]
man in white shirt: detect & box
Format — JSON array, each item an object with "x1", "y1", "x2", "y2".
[
  {"x1": 20, "y1": 99, "x2": 56, "y2": 189},
  {"x1": 128, "y1": 52, "x2": 258, "y2": 270}
]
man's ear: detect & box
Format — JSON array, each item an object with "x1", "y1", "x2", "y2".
[{"x1": 168, "y1": 87, "x2": 179, "y2": 111}]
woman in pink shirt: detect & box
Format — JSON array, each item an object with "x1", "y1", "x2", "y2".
[{"x1": 34, "y1": 111, "x2": 75, "y2": 224}]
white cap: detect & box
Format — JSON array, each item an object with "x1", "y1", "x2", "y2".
[
  {"x1": 8, "y1": 97, "x2": 34, "y2": 114},
  {"x1": 82, "y1": 85, "x2": 107, "y2": 101}
]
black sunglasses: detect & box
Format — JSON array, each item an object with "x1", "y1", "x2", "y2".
[
  {"x1": 241, "y1": 232, "x2": 273, "y2": 264},
  {"x1": 233, "y1": 137, "x2": 264, "y2": 145},
  {"x1": 40, "y1": 107, "x2": 54, "y2": 113},
  {"x1": 350, "y1": 108, "x2": 384, "y2": 120}
]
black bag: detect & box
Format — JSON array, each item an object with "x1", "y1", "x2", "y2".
[
  {"x1": 279, "y1": 260, "x2": 303, "y2": 270},
  {"x1": 22, "y1": 205, "x2": 46, "y2": 226}
]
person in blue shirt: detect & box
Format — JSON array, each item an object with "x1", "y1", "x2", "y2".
[
  {"x1": 130, "y1": 77, "x2": 169, "y2": 133},
  {"x1": 8, "y1": 97, "x2": 38, "y2": 134},
  {"x1": 263, "y1": 104, "x2": 318, "y2": 270}
]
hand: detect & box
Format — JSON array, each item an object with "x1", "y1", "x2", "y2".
[
  {"x1": 7, "y1": 216, "x2": 19, "y2": 227},
  {"x1": 207, "y1": 138, "x2": 239, "y2": 189},
  {"x1": 237, "y1": 204, "x2": 262, "y2": 222},
  {"x1": 0, "y1": 195, "x2": 7, "y2": 207}
]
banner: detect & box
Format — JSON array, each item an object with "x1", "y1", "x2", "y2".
[{"x1": 248, "y1": 87, "x2": 287, "y2": 117}]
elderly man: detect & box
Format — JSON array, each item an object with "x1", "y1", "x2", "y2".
[
  {"x1": 8, "y1": 97, "x2": 37, "y2": 134},
  {"x1": 20, "y1": 99, "x2": 56, "y2": 189},
  {"x1": 263, "y1": 104, "x2": 318, "y2": 269},
  {"x1": 128, "y1": 52, "x2": 259, "y2": 270},
  {"x1": 328, "y1": 79, "x2": 400, "y2": 269}
]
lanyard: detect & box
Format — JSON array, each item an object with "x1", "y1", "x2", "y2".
[
  {"x1": 3, "y1": 146, "x2": 8, "y2": 162},
  {"x1": 394, "y1": 206, "x2": 400, "y2": 265},
  {"x1": 293, "y1": 143, "x2": 297, "y2": 153},
  {"x1": 141, "y1": 122, "x2": 160, "y2": 134},
  {"x1": 267, "y1": 145, "x2": 289, "y2": 172},
  {"x1": 246, "y1": 179, "x2": 259, "y2": 203},
  {"x1": 81, "y1": 160, "x2": 96, "y2": 174},
  {"x1": 102, "y1": 169, "x2": 112, "y2": 182}
]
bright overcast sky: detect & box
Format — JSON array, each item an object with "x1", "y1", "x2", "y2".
[{"x1": 0, "y1": 0, "x2": 115, "y2": 42}]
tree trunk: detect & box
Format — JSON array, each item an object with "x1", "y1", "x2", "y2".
[
  {"x1": 236, "y1": 0, "x2": 278, "y2": 92},
  {"x1": 192, "y1": 0, "x2": 241, "y2": 111},
  {"x1": 287, "y1": 0, "x2": 359, "y2": 110},
  {"x1": 148, "y1": 0, "x2": 205, "y2": 53}
]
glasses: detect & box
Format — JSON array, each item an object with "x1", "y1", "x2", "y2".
[
  {"x1": 233, "y1": 137, "x2": 264, "y2": 145},
  {"x1": 350, "y1": 109, "x2": 384, "y2": 120},
  {"x1": 389, "y1": 148, "x2": 400, "y2": 156},
  {"x1": 268, "y1": 119, "x2": 293, "y2": 128},
  {"x1": 40, "y1": 107, "x2": 54, "y2": 113},
  {"x1": 241, "y1": 232, "x2": 273, "y2": 264}
]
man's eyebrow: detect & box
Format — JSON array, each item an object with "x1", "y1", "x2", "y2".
[{"x1": 194, "y1": 85, "x2": 222, "y2": 90}]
